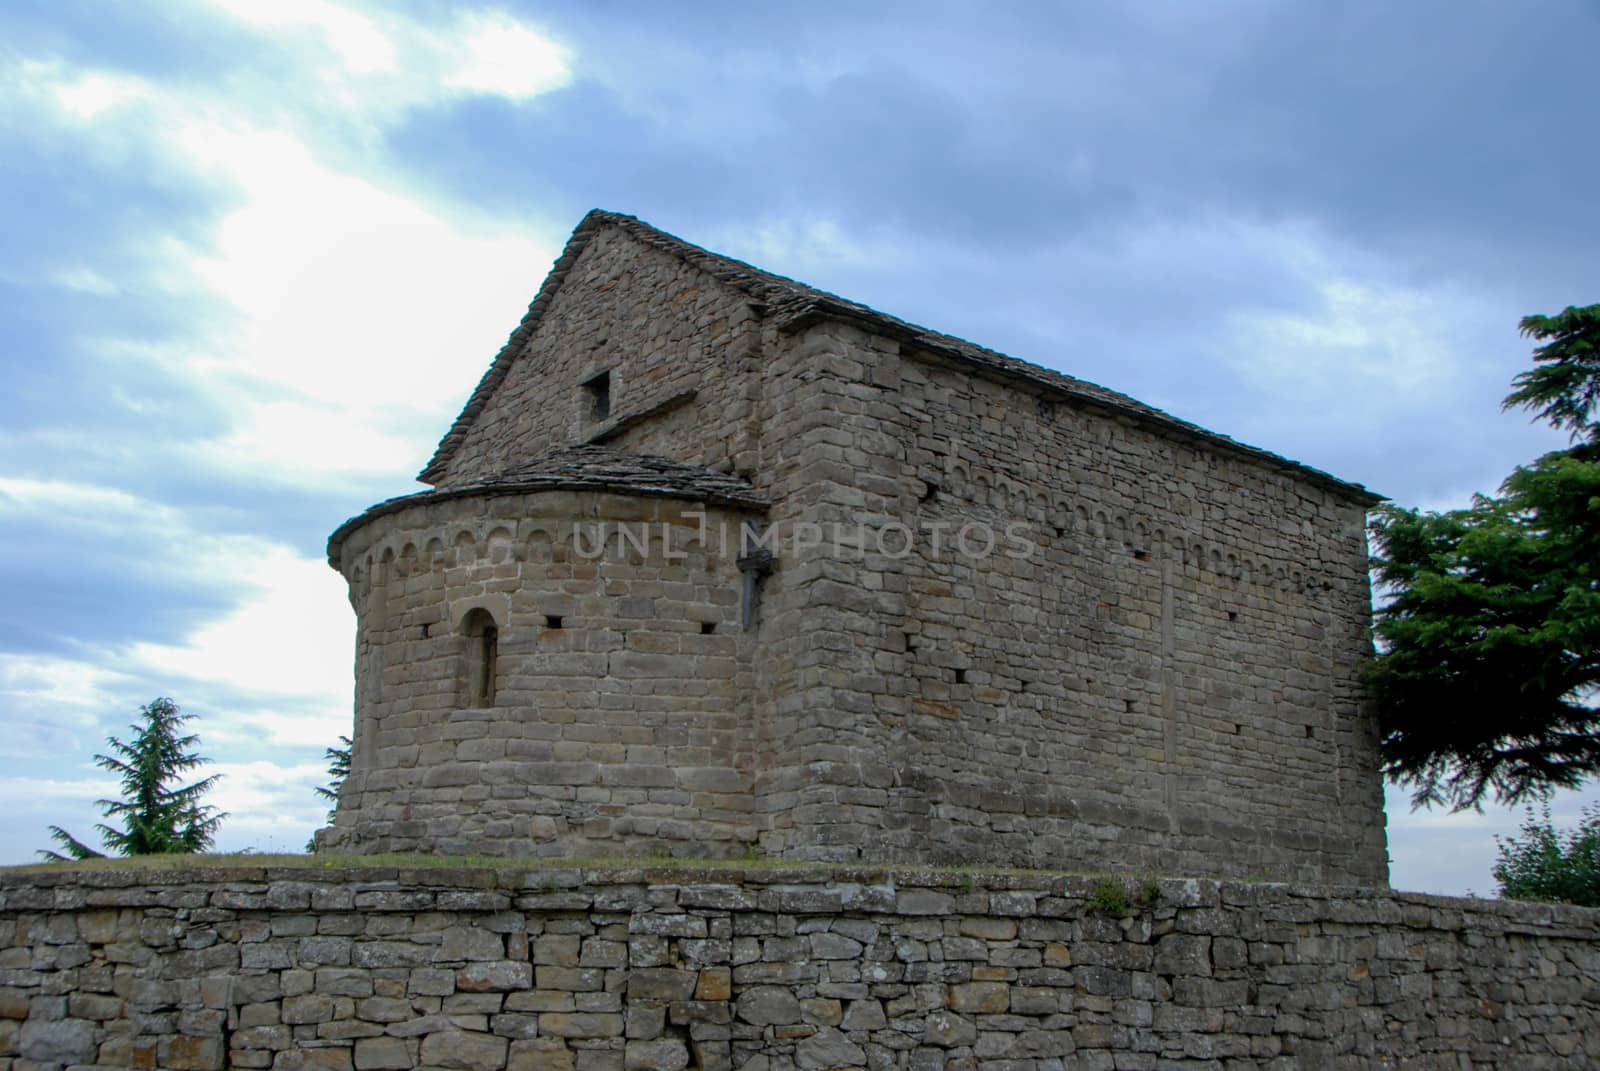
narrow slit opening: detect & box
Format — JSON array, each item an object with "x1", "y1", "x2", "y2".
[{"x1": 583, "y1": 370, "x2": 612, "y2": 422}]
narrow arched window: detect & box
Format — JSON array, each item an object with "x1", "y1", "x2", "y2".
[{"x1": 461, "y1": 608, "x2": 499, "y2": 707}]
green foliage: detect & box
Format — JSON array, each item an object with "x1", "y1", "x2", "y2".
[
  {"x1": 1492, "y1": 803, "x2": 1600, "y2": 906},
  {"x1": 40, "y1": 826, "x2": 104, "y2": 862},
  {"x1": 1506, "y1": 305, "x2": 1600, "y2": 447},
  {"x1": 307, "y1": 736, "x2": 352, "y2": 853},
  {"x1": 315, "y1": 736, "x2": 352, "y2": 811},
  {"x1": 37, "y1": 698, "x2": 226, "y2": 862},
  {"x1": 1370, "y1": 303, "x2": 1600, "y2": 810},
  {"x1": 1086, "y1": 877, "x2": 1160, "y2": 916},
  {"x1": 1087, "y1": 879, "x2": 1130, "y2": 915}
]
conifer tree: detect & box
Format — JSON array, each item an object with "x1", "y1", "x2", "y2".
[
  {"x1": 1371, "y1": 304, "x2": 1600, "y2": 809},
  {"x1": 39, "y1": 697, "x2": 225, "y2": 861}
]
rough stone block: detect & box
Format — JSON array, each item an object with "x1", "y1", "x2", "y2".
[
  {"x1": 509, "y1": 1037, "x2": 577, "y2": 1071},
  {"x1": 735, "y1": 986, "x2": 802, "y2": 1026},
  {"x1": 624, "y1": 1037, "x2": 690, "y2": 1070},
  {"x1": 418, "y1": 1028, "x2": 509, "y2": 1070},
  {"x1": 159, "y1": 1034, "x2": 226, "y2": 1071},
  {"x1": 353, "y1": 1036, "x2": 412, "y2": 1070},
  {"x1": 947, "y1": 982, "x2": 1009, "y2": 1014},
  {"x1": 19, "y1": 1017, "x2": 96, "y2": 1063},
  {"x1": 458, "y1": 961, "x2": 534, "y2": 992},
  {"x1": 896, "y1": 890, "x2": 955, "y2": 916},
  {"x1": 627, "y1": 968, "x2": 696, "y2": 1002},
  {"x1": 538, "y1": 1012, "x2": 625, "y2": 1038}
]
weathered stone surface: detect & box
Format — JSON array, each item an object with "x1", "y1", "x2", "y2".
[
  {"x1": 353, "y1": 1035, "x2": 412, "y2": 1069},
  {"x1": 159, "y1": 1033, "x2": 227, "y2": 1070},
  {"x1": 538, "y1": 1012, "x2": 624, "y2": 1038},
  {"x1": 441, "y1": 927, "x2": 505, "y2": 962},
  {"x1": 627, "y1": 968, "x2": 696, "y2": 1002},
  {"x1": 269, "y1": 1047, "x2": 353, "y2": 1070},
  {"x1": 508, "y1": 1037, "x2": 576, "y2": 1071},
  {"x1": 923, "y1": 1010, "x2": 977, "y2": 1047},
  {"x1": 624, "y1": 1037, "x2": 689, "y2": 1070},
  {"x1": 19, "y1": 1016, "x2": 96, "y2": 1063},
  {"x1": 694, "y1": 966, "x2": 731, "y2": 1001},
  {"x1": 1153, "y1": 934, "x2": 1212, "y2": 977},
  {"x1": 418, "y1": 1028, "x2": 509, "y2": 1070},
  {"x1": 795, "y1": 1027, "x2": 866, "y2": 1069},
  {"x1": 282, "y1": 993, "x2": 335, "y2": 1024},
  {"x1": 736, "y1": 986, "x2": 803, "y2": 1026},
  {"x1": 895, "y1": 890, "x2": 955, "y2": 917},
  {"x1": 457, "y1": 960, "x2": 533, "y2": 992}
]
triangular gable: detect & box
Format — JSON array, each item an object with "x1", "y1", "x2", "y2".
[{"x1": 418, "y1": 209, "x2": 816, "y2": 484}]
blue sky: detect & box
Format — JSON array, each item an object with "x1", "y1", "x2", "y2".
[{"x1": 0, "y1": 0, "x2": 1595, "y2": 893}]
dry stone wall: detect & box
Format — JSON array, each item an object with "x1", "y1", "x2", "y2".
[{"x1": 3, "y1": 865, "x2": 1597, "y2": 1070}]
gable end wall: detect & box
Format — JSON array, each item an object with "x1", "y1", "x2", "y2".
[{"x1": 435, "y1": 227, "x2": 763, "y2": 486}]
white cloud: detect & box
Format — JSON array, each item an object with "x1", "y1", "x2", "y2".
[
  {"x1": 51, "y1": 267, "x2": 119, "y2": 295},
  {"x1": 444, "y1": 10, "x2": 573, "y2": 100},
  {"x1": 196, "y1": 0, "x2": 571, "y2": 119},
  {"x1": 8, "y1": 30, "x2": 563, "y2": 485},
  {"x1": 0, "y1": 476, "x2": 279, "y2": 566},
  {"x1": 722, "y1": 217, "x2": 890, "y2": 279},
  {"x1": 0, "y1": 476, "x2": 156, "y2": 519},
  {"x1": 207, "y1": 708, "x2": 352, "y2": 751},
  {"x1": 1225, "y1": 272, "x2": 1473, "y2": 404},
  {"x1": 205, "y1": 758, "x2": 336, "y2": 854},
  {"x1": 132, "y1": 545, "x2": 352, "y2": 700},
  {"x1": 0, "y1": 653, "x2": 134, "y2": 716},
  {"x1": 205, "y1": 0, "x2": 399, "y2": 75},
  {"x1": 47, "y1": 68, "x2": 149, "y2": 119},
  {"x1": 0, "y1": 776, "x2": 115, "y2": 804}
]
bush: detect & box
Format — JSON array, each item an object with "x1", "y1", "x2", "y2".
[{"x1": 1492, "y1": 803, "x2": 1600, "y2": 906}]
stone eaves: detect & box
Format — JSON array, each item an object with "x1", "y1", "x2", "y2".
[
  {"x1": 419, "y1": 210, "x2": 1382, "y2": 505},
  {"x1": 329, "y1": 446, "x2": 768, "y2": 567}
]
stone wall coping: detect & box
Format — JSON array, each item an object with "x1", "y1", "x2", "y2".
[{"x1": 4, "y1": 863, "x2": 1596, "y2": 934}]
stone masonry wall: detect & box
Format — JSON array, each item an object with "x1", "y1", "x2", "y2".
[
  {"x1": 3, "y1": 865, "x2": 1597, "y2": 1070},
  {"x1": 325, "y1": 492, "x2": 762, "y2": 859},
  {"x1": 757, "y1": 321, "x2": 1387, "y2": 884}
]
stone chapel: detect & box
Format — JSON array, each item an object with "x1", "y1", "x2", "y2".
[{"x1": 319, "y1": 210, "x2": 1388, "y2": 885}]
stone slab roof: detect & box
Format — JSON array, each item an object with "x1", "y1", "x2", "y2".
[
  {"x1": 328, "y1": 446, "x2": 768, "y2": 566},
  {"x1": 420, "y1": 210, "x2": 1380, "y2": 504}
]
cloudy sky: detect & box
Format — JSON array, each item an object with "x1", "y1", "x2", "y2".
[{"x1": 1, "y1": 1, "x2": 1595, "y2": 893}]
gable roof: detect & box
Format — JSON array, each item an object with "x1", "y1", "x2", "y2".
[{"x1": 421, "y1": 210, "x2": 1380, "y2": 504}]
